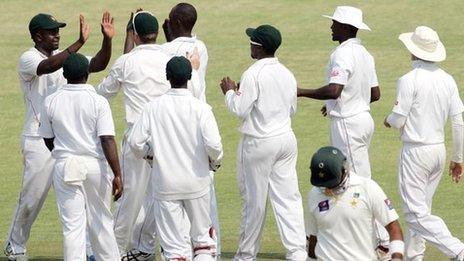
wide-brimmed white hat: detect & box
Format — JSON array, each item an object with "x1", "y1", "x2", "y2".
[
  {"x1": 323, "y1": 6, "x2": 371, "y2": 31},
  {"x1": 398, "y1": 26, "x2": 446, "y2": 62}
]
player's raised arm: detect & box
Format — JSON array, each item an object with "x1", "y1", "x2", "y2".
[
  {"x1": 36, "y1": 14, "x2": 89, "y2": 75},
  {"x1": 89, "y1": 11, "x2": 114, "y2": 73}
]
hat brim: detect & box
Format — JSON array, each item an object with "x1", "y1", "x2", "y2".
[
  {"x1": 245, "y1": 28, "x2": 255, "y2": 38},
  {"x1": 399, "y1": 32, "x2": 446, "y2": 62},
  {"x1": 322, "y1": 15, "x2": 371, "y2": 31}
]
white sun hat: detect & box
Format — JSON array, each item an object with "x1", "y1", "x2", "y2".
[
  {"x1": 322, "y1": 6, "x2": 371, "y2": 31},
  {"x1": 398, "y1": 26, "x2": 446, "y2": 62}
]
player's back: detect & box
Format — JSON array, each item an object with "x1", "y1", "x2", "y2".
[
  {"x1": 398, "y1": 60, "x2": 461, "y2": 144},
  {"x1": 240, "y1": 57, "x2": 297, "y2": 138},
  {"x1": 117, "y1": 44, "x2": 171, "y2": 125},
  {"x1": 43, "y1": 84, "x2": 112, "y2": 159}
]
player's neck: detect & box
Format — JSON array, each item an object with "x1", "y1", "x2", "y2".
[{"x1": 35, "y1": 44, "x2": 53, "y2": 57}]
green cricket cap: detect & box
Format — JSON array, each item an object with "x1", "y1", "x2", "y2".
[
  {"x1": 166, "y1": 56, "x2": 192, "y2": 83},
  {"x1": 246, "y1": 24, "x2": 282, "y2": 53},
  {"x1": 63, "y1": 53, "x2": 89, "y2": 80},
  {"x1": 29, "y1": 13, "x2": 66, "y2": 34},
  {"x1": 134, "y1": 12, "x2": 159, "y2": 36},
  {"x1": 310, "y1": 146, "x2": 346, "y2": 188}
]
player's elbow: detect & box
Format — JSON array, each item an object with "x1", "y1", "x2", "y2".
[{"x1": 370, "y1": 86, "x2": 381, "y2": 103}]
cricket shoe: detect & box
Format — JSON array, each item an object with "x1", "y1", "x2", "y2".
[
  {"x1": 4, "y1": 242, "x2": 28, "y2": 261},
  {"x1": 121, "y1": 249, "x2": 154, "y2": 261}
]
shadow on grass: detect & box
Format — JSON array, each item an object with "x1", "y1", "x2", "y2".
[{"x1": 220, "y1": 252, "x2": 286, "y2": 260}]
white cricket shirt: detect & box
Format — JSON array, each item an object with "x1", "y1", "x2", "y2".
[
  {"x1": 127, "y1": 88, "x2": 223, "y2": 201},
  {"x1": 39, "y1": 84, "x2": 115, "y2": 159},
  {"x1": 325, "y1": 38, "x2": 379, "y2": 118},
  {"x1": 307, "y1": 174, "x2": 399, "y2": 261},
  {"x1": 162, "y1": 36, "x2": 208, "y2": 101},
  {"x1": 392, "y1": 60, "x2": 464, "y2": 144},
  {"x1": 225, "y1": 57, "x2": 297, "y2": 138},
  {"x1": 97, "y1": 44, "x2": 172, "y2": 126},
  {"x1": 19, "y1": 47, "x2": 66, "y2": 137}
]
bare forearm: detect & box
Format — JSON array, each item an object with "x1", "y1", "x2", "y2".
[
  {"x1": 297, "y1": 84, "x2": 343, "y2": 100},
  {"x1": 89, "y1": 37, "x2": 112, "y2": 72},
  {"x1": 100, "y1": 136, "x2": 121, "y2": 178},
  {"x1": 386, "y1": 220, "x2": 404, "y2": 259},
  {"x1": 36, "y1": 40, "x2": 84, "y2": 75},
  {"x1": 307, "y1": 235, "x2": 317, "y2": 258},
  {"x1": 123, "y1": 31, "x2": 135, "y2": 54},
  {"x1": 370, "y1": 86, "x2": 381, "y2": 103}
]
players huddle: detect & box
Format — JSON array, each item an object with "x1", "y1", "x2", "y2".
[{"x1": 4, "y1": 3, "x2": 464, "y2": 261}]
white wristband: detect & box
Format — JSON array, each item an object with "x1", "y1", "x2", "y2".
[{"x1": 389, "y1": 240, "x2": 404, "y2": 255}]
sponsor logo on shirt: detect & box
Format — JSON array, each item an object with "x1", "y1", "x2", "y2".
[
  {"x1": 318, "y1": 200, "x2": 329, "y2": 212},
  {"x1": 384, "y1": 199, "x2": 394, "y2": 210},
  {"x1": 353, "y1": 192, "x2": 360, "y2": 198}
]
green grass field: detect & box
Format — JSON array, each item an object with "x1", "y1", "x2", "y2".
[{"x1": 1, "y1": 0, "x2": 464, "y2": 260}]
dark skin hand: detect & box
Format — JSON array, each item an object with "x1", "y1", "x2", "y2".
[
  {"x1": 100, "y1": 136, "x2": 123, "y2": 201},
  {"x1": 220, "y1": 76, "x2": 238, "y2": 95},
  {"x1": 36, "y1": 12, "x2": 113, "y2": 76},
  {"x1": 123, "y1": 8, "x2": 143, "y2": 54}
]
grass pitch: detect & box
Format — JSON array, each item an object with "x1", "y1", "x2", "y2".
[{"x1": 1, "y1": 0, "x2": 464, "y2": 260}]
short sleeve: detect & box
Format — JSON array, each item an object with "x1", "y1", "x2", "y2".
[
  {"x1": 96, "y1": 56, "x2": 125, "y2": 99},
  {"x1": 328, "y1": 52, "x2": 352, "y2": 85},
  {"x1": 96, "y1": 98, "x2": 115, "y2": 136},
  {"x1": 19, "y1": 50, "x2": 44, "y2": 80},
  {"x1": 38, "y1": 98, "x2": 54, "y2": 138},
  {"x1": 449, "y1": 78, "x2": 464, "y2": 116},
  {"x1": 392, "y1": 77, "x2": 414, "y2": 116},
  {"x1": 369, "y1": 56, "x2": 379, "y2": 87},
  {"x1": 367, "y1": 180, "x2": 399, "y2": 226}
]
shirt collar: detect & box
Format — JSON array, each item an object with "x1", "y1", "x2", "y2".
[
  {"x1": 337, "y1": 38, "x2": 362, "y2": 49},
  {"x1": 255, "y1": 57, "x2": 279, "y2": 65},
  {"x1": 167, "y1": 88, "x2": 192, "y2": 96},
  {"x1": 61, "y1": 83, "x2": 96, "y2": 92},
  {"x1": 171, "y1": 35, "x2": 197, "y2": 43},
  {"x1": 132, "y1": 43, "x2": 163, "y2": 52},
  {"x1": 412, "y1": 59, "x2": 438, "y2": 69}
]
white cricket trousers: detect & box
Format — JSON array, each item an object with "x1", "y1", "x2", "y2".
[
  {"x1": 399, "y1": 143, "x2": 464, "y2": 260},
  {"x1": 154, "y1": 192, "x2": 216, "y2": 261},
  {"x1": 234, "y1": 131, "x2": 307, "y2": 261},
  {"x1": 330, "y1": 111, "x2": 373, "y2": 178},
  {"x1": 130, "y1": 176, "x2": 221, "y2": 255},
  {"x1": 53, "y1": 157, "x2": 120, "y2": 261},
  {"x1": 112, "y1": 134, "x2": 151, "y2": 252},
  {"x1": 6, "y1": 136, "x2": 54, "y2": 254}
]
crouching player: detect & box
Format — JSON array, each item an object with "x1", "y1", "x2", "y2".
[
  {"x1": 39, "y1": 53, "x2": 122, "y2": 260},
  {"x1": 127, "y1": 56, "x2": 223, "y2": 260},
  {"x1": 306, "y1": 146, "x2": 404, "y2": 260}
]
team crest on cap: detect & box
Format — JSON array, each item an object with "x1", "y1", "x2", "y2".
[{"x1": 318, "y1": 172, "x2": 325, "y2": 178}]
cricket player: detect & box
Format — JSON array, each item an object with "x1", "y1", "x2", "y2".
[
  {"x1": 127, "y1": 3, "x2": 223, "y2": 257},
  {"x1": 127, "y1": 56, "x2": 223, "y2": 261},
  {"x1": 306, "y1": 146, "x2": 404, "y2": 261},
  {"x1": 38, "y1": 53, "x2": 122, "y2": 261},
  {"x1": 220, "y1": 24, "x2": 307, "y2": 260},
  {"x1": 5, "y1": 12, "x2": 114, "y2": 260},
  {"x1": 97, "y1": 11, "x2": 201, "y2": 259},
  {"x1": 297, "y1": 6, "x2": 380, "y2": 179},
  {"x1": 385, "y1": 26, "x2": 464, "y2": 261}
]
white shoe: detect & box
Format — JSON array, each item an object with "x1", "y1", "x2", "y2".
[
  {"x1": 4, "y1": 243, "x2": 28, "y2": 261},
  {"x1": 121, "y1": 249, "x2": 154, "y2": 261}
]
